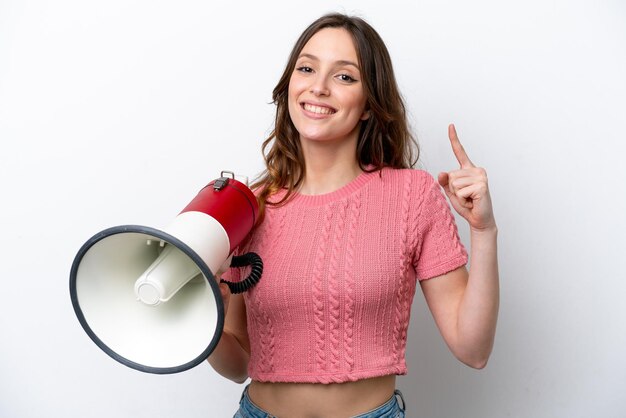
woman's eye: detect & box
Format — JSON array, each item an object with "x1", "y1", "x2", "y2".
[
  {"x1": 337, "y1": 74, "x2": 357, "y2": 83},
  {"x1": 296, "y1": 66, "x2": 313, "y2": 73}
]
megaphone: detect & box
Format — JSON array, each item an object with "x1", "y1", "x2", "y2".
[{"x1": 69, "y1": 171, "x2": 262, "y2": 374}]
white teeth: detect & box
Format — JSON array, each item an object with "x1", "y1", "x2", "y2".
[{"x1": 303, "y1": 103, "x2": 334, "y2": 115}]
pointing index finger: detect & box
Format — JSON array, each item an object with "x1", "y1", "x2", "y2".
[{"x1": 448, "y1": 124, "x2": 474, "y2": 168}]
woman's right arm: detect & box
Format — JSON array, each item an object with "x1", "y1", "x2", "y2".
[{"x1": 206, "y1": 283, "x2": 250, "y2": 384}]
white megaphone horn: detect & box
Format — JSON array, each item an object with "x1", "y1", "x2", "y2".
[{"x1": 69, "y1": 171, "x2": 262, "y2": 374}]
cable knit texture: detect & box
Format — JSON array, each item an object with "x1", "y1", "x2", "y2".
[{"x1": 226, "y1": 168, "x2": 468, "y2": 383}]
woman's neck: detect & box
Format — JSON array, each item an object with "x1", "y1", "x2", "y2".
[
  {"x1": 299, "y1": 161, "x2": 362, "y2": 196},
  {"x1": 299, "y1": 136, "x2": 362, "y2": 196}
]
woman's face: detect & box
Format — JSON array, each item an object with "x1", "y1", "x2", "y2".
[{"x1": 287, "y1": 28, "x2": 369, "y2": 146}]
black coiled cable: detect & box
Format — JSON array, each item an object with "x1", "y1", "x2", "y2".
[{"x1": 220, "y1": 252, "x2": 263, "y2": 294}]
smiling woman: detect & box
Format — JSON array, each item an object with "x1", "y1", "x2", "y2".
[
  {"x1": 207, "y1": 12, "x2": 499, "y2": 418},
  {"x1": 287, "y1": 28, "x2": 369, "y2": 148},
  {"x1": 252, "y1": 13, "x2": 418, "y2": 209},
  {"x1": 286, "y1": 28, "x2": 372, "y2": 195}
]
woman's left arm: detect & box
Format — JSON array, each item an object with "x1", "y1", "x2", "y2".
[{"x1": 420, "y1": 124, "x2": 499, "y2": 369}]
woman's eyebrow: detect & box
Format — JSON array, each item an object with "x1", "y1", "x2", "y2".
[{"x1": 297, "y1": 53, "x2": 360, "y2": 70}]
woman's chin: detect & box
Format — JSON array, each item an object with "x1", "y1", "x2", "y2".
[{"x1": 299, "y1": 131, "x2": 334, "y2": 143}]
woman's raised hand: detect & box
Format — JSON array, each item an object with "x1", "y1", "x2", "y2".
[{"x1": 437, "y1": 124, "x2": 496, "y2": 232}]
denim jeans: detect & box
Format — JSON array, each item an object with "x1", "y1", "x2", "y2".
[{"x1": 233, "y1": 385, "x2": 406, "y2": 418}]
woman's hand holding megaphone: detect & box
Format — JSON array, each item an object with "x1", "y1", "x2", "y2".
[
  {"x1": 215, "y1": 254, "x2": 234, "y2": 315},
  {"x1": 218, "y1": 281, "x2": 232, "y2": 317}
]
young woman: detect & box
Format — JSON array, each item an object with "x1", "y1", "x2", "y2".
[{"x1": 209, "y1": 13, "x2": 499, "y2": 418}]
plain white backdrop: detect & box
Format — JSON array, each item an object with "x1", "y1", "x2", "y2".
[{"x1": 1, "y1": 1, "x2": 625, "y2": 417}]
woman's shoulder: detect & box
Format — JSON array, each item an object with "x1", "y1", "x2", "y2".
[{"x1": 378, "y1": 166, "x2": 437, "y2": 187}]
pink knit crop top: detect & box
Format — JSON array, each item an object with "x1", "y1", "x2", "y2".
[{"x1": 226, "y1": 168, "x2": 468, "y2": 383}]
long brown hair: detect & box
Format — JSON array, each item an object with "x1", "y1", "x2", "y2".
[{"x1": 251, "y1": 13, "x2": 419, "y2": 223}]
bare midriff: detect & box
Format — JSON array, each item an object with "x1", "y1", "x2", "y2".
[{"x1": 247, "y1": 374, "x2": 396, "y2": 418}]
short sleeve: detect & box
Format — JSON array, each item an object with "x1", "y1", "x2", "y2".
[{"x1": 412, "y1": 173, "x2": 468, "y2": 280}]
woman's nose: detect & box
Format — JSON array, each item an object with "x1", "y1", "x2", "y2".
[{"x1": 309, "y1": 76, "x2": 330, "y2": 96}]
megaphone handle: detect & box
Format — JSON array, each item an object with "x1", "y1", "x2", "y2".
[{"x1": 220, "y1": 252, "x2": 263, "y2": 294}]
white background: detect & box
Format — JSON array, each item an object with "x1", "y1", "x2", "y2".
[{"x1": 1, "y1": 1, "x2": 625, "y2": 417}]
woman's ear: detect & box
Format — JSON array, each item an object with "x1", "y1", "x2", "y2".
[{"x1": 360, "y1": 109, "x2": 370, "y2": 120}]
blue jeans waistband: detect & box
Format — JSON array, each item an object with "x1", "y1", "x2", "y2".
[{"x1": 234, "y1": 385, "x2": 406, "y2": 418}]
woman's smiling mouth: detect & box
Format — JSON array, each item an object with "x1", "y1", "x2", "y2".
[{"x1": 302, "y1": 102, "x2": 337, "y2": 115}]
